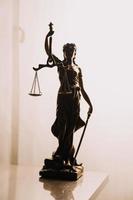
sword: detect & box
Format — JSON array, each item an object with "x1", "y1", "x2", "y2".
[{"x1": 73, "y1": 112, "x2": 91, "y2": 165}]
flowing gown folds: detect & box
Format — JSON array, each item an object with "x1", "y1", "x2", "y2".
[{"x1": 51, "y1": 65, "x2": 85, "y2": 160}]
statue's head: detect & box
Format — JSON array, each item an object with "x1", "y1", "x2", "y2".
[{"x1": 63, "y1": 43, "x2": 76, "y2": 60}]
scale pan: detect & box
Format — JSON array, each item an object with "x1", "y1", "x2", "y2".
[{"x1": 29, "y1": 93, "x2": 42, "y2": 96}]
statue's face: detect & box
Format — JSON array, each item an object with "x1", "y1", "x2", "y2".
[{"x1": 63, "y1": 49, "x2": 76, "y2": 60}]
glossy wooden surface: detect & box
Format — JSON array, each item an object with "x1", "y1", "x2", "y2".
[{"x1": 0, "y1": 165, "x2": 108, "y2": 200}]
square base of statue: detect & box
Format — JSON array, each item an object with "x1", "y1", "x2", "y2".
[{"x1": 39, "y1": 165, "x2": 84, "y2": 181}]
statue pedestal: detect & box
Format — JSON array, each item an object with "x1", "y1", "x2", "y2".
[
  {"x1": 39, "y1": 165, "x2": 84, "y2": 181},
  {"x1": 39, "y1": 158, "x2": 84, "y2": 181}
]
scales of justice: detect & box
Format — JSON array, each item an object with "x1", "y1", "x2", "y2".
[{"x1": 29, "y1": 23, "x2": 93, "y2": 181}]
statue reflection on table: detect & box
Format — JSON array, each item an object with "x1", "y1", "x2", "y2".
[
  {"x1": 42, "y1": 179, "x2": 78, "y2": 200},
  {"x1": 29, "y1": 23, "x2": 93, "y2": 181}
]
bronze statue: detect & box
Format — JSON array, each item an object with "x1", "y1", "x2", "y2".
[{"x1": 30, "y1": 23, "x2": 93, "y2": 180}]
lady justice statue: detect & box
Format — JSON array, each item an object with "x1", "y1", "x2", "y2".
[{"x1": 30, "y1": 23, "x2": 93, "y2": 180}]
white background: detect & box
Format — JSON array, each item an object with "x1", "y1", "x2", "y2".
[{"x1": 1, "y1": 0, "x2": 133, "y2": 199}]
